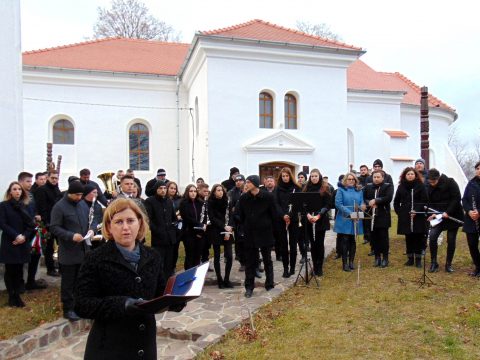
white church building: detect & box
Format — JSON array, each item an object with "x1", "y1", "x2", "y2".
[{"x1": 2, "y1": 6, "x2": 466, "y2": 191}]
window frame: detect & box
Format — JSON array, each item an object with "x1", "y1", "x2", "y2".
[
  {"x1": 284, "y1": 94, "x2": 297, "y2": 130},
  {"x1": 52, "y1": 119, "x2": 75, "y2": 145},
  {"x1": 128, "y1": 123, "x2": 150, "y2": 171},
  {"x1": 259, "y1": 92, "x2": 274, "y2": 129}
]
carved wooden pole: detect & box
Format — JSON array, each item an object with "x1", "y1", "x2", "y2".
[
  {"x1": 420, "y1": 86, "x2": 430, "y2": 168},
  {"x1": 46, "y1": 143, "x2": 53, "y2": 172}
]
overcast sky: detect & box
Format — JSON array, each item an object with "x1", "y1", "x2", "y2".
[{"x1": 21, "y1": 0, "x2": 479, "y2": 142}]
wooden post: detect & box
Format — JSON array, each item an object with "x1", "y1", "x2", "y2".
[
  {"x1": 420, "y1": 86, "x2": 430, "y2": 168},
  {"x1": 46, "y1": 143, "x2": 53, "y2": 172}
]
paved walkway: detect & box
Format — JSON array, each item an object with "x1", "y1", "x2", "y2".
[{"x1": 20, "y1": 231, "x2": 336, "y2": 360}]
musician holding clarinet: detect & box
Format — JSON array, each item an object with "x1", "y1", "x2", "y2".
[
  {"x1": 462, "y1": 161, "x2": 480, "y2": 277},
  {"x1": 426, "y1": 169, "x2": 464, "y2": 273},
  {"x1": 393, "y1": 167, "x2": 428, "y2": 268},
  {"x1": 364, "y1": 170, "x2": 394, "y2": 268}
]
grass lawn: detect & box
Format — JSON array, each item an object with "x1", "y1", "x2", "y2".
[{"x1": 199, "y1": 223, "x2": 480, "y2": 360}]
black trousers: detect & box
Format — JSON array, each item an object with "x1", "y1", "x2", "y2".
[
  {"x1": 370, "y1": 227, "x2": 389, "y2": 257},
  {"x1": 429, "y1": 225, "x2": 458, "y2": 264},
  {"x1": 213, "y1": 241, "x2": 233, "y2": 281},
  {"x1": 44, "y1": 234, "x2": 56, "y2": 272},
  {"x1": 201, "y1": 235, "x2": 211, "y2": 263},
  {"x1": 153, "y1": 244, "x2": 174, "y2": 278},
  {"x1": 309, "y1": 225, "x2": 326, "y2": 273},
  {"x1": 244, "y1": 246, "x2": 273, "y2": 290},
  {"x1": 467, "y1": 232, "x2": 480, "y2": 270},
  {"x1": 27, "y1": 253, "x2": 41, "y2": 284},
  {"x1": 59, "y1": 263, "x2": 81, "y2": 312},
  {"x1": 341, "y1": 234, "x2": 356, "y2": 263},
  {"x1": 279, "y1": 224, "x2": 298, "y2": 272},
  {"x1": 184, "y1": 233, "x2": 204, "y2": 270},
  {"x1": 4, "y1": 263, "x2": 24, "y2": 296},
  {"x1": 172, "y1": 239, "x2": 181, "y2": 274},
  {"x1": 405, "y1": 233, "x2": 424, "y2": 255}
]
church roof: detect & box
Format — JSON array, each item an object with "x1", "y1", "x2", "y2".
[
  {"x1": 198, "y1": 19, "x2": 362, "y2": 51},
  {"x1": 22, "y1": 21, "x2": 454, "y2": 113},
  {"x1": 22, "y1": 37, "x2": 189, "y2": 76},
  {"x1": 347, "y1": 60, "x2": 454, "y2": 112}
]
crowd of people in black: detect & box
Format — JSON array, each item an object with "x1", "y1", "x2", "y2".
[{"x1": 1, "y1": 159, "x2": 480, "y2": 316}]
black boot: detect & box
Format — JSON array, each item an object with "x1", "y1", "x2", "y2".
[
  {"x1": 374, "y1": 256, "x2": 381, "y2": 267},
  {"x1": 414, "y1": 254, "x2": 422, "y2": 268},
  {"x1": 381, "y1": 255, "x2": 389, "y2": 268},
  {"x1": 342, "y1": 259, "x2": 351, "y2": 272},
  {"x1": 404, "y1": 254, "x2": 414, "y2": 266},
  {"x1": 14, "y1": 294, "x2": 25, "y2": 308},
  {"x1": 223, "y1": 279, "x2": 234, "y2": 288},
  {"x1": 216, "y1": 275, "x2": 224, "y2": 289},
  {"x1": 282, "y1": 268, "x2": 291, "y2": 278},
  {"x1": 445, "y1": 263, "x2": 454, "y2": 273},
  {"x1": 429, "y1": 261, "x2": 439, "y2": 273}
]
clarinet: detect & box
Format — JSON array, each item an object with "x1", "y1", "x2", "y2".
[
  {"x1": 472, "y1": 195, "x2": 480, "y2": 234},
  {"x1": 410, "y1": 189, "x2": 414, "y2": 233},
  {"x1": 371, "y1": 188, "x2": 378, "y2": 231}
]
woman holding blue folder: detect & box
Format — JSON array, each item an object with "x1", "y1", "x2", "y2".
[{"x1": 75, "y1": 198, "x2": 182, "y2": 360}]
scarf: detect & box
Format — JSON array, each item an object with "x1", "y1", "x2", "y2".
[{"x1": 115, "y1": 242, "x2": 141, "y2": 270}]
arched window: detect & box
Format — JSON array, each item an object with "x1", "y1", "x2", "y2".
[
  {"x1": 129, "y1": 123, "x2": 149, "y2": 171},
  {"x1": 284, "y1": 94, "x2": 297, "y2": 129},
  {"x1": 259, "y1": 92, "x2": 273, "y2": 128},
  {"x1": 53, "y1": 119, "x2": 74, "y2": 144}
]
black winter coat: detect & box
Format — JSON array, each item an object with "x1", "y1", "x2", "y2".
[
  {"x1": 34, "y1": 181, "x2": 62, "y2": 227},
  {"x1": 74, "y1": 241, "x2": 165, "y2": 360},
  {"x1": 144, "y1": 195, "x2": 177, "y2": 246},
  {"x1": 462, "y1": 176, "x2": 480, "y2": 234},
  {"x1": 274, "y1": 181, "x2": 302, "y2": 223},
  {"x1": 364, "y1": 181, "x2": 394, "y2": 229},
  {"x1": 238, "y1": 190, "x2": 276, "y2": 248},
  {"x1": 394, "y1": 180, "x2": 428, "y2": 235},
  {"x1": 0, "y1": 200, "x2": 35, "y2": 264},
  {"x1": 303, "y1": 182, "x2": 332, "y2": 231},
  {"x1": 50, "y1": 195, "x2": 90, "y2": 265},
  {"x1": 179, "y1": 198, "x2": 204, "y2": 236},
  {"x1": 208, "y1": 196, "x2": 229, "y2": 245},
  {"x1": 426, "y1": 174, "x2": 464, "y2": 229}
]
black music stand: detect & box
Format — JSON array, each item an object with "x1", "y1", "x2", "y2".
[{"x1": 290, "y1": 192, "x2": 322, "y2": 287}]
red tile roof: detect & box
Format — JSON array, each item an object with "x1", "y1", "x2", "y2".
[
  {"x1": 348, "y1": 60, "x2": 454, "y2": 112},
  {"x1": 199, "y1": 19, "x2": 362, "y2": 51},
  {"x1": 23, "y1": 37, "x2": 190, "y2": 76}
]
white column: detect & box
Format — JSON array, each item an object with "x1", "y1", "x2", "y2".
[{"x1": 0, "y1": 0, "x2": 24, "y2": 188}]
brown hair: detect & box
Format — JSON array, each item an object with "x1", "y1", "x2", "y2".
[
  {"x1": 4, "y1": 181, "x2": 29, "y2": 204},
  {"x1": 182, "y1": 184, "x2": 198, "y2": 200},
  {"x1": 102, "y1": 198, "x2": 148, "y2": 241},
  {"x1": 276, "y1": 167, "x2": 299, "y2": 187},
  {"x1": 210, "y1": 184, "x2": 227, "y2": 200},
  {"x1": 399, "y1": 167, "x2": 424, "y2": 184}
]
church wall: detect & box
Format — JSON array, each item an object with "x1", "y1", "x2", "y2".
[
  {"x1": 205, "y1": 56, "x2": 350, "y2": 183},
  {"x1": 0, "y1": 1, "x2": 24, "y2": 189},
  {"x1": 22, "y1": 74, "x2": 179, "y2": 190}
]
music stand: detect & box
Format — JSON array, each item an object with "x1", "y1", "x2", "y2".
[{"x1": 290, "y1": 192, "x2": 322, "y2": 287}]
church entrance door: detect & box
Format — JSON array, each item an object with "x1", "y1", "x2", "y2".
[{"x1": 259, "y1": 162, "x2": 295, "y2": 183}]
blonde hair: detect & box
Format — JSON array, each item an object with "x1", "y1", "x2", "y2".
[
  {"x1": 102, "y1": 198, "x2": 148, "y2": 241},
  {"x1": 341, "y1": 172, "x2": 359, "y2": 187}
]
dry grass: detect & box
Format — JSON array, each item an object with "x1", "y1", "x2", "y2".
[
  {"x1": 0, "y1": 287, "x2": 62, "y2": 340},
  {"x1": 198, "y1": 222, "x2": 480, "y2": 360}
]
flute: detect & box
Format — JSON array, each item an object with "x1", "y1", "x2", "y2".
[
  {"x1": 410, "y1": 189, "x2": 414, "y2": 233},
  {"x1": 472, "y1": 195, "x2": 480, "y2": 235},
  {"x1": 424, "y1": 206, "x2": 464, "y2": 225},
  {"x1": 371, "y1": 188, "x2": 378, "y2": 232}
]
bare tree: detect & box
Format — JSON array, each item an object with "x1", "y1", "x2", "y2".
[
  {"x1": 93, "y1": 0, "x2": 179, "y2": 41},
  {"x1": 448, "y1": 124, "x2": 477, "y2": 179},
  {"x1": 296, "y1": 21, "x2": 342, "y2": 41}
]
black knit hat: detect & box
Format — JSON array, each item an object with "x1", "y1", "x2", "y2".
[
  {"x1": 82, "y1": 184, "x2": 96, "y2": 197},
  {"x1": 246, "y1": 175, "x2": 260, "y2": 188},
  {"x1": 373, "y1": 159, "x2": 383, "y2": 168},
  {"x1": 153, "y1": 180, "x2": 167, "y2": 191},
  {"x1": 157, "y1": 169, "x2": 166, "y2": 176},
  {"x1": 297, "y1": 171, "x2": 307, "y2": 179},
  {"x1": 230, "y1": 167, "x2": 240, "y2": 176},
  {"x1": 68, "y1": 181, "x2": 84, "y2": 194}
]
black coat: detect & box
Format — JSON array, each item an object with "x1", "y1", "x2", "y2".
[
  {"x1": 462, "y1": 176, "x2": 480, "y2": 234},
  {"x1": 364, "y1": 181, "x2": 394, "y2": 229},
  {"x1": 74, "y1": 241, "x2": 165, "y2": 360},
  {"x1": 208, "y1": 196, "x2": 229, "y2": 245},
  {"x1": 274, "y1": 181, "x2": 302, "y2": 223},
  {"x1": 34, "y1": 181, "x2": 62, "y2": 227},
  {"x1": 394, "y1": 180, "x2": 428, "y2": 234},
  {"x1": 426, "y1": 174, "x2": 464, "y2": 229},
  {"x1": 238, "y1": 190, "x2": 276, "y2": 248},
  {"x1": 179, "y1": 198, "x2": 204, "y2": 236},
  {"x1": 144, "y1": 195, "x2": 177, "y2": 246},
  {"x1": 0, "y1": 200, "x2": 35, "y2": 264},
  {"x1": 50, "y1": 195, "x2": 90, "y2": 265},
  {"x1": 303, "y1": 182, "x2": 332, "y2": 231}
]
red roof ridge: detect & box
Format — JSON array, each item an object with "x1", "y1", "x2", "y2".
[
  {"x1": 200, "y1": 19, "x2": 362, "y2": 50},
  {"x1": 391, "y1": 72, "x2": 454, "y2": 111},
  {"x1": 23, "y1": 37, "x2": 189, "y2": 55}
]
